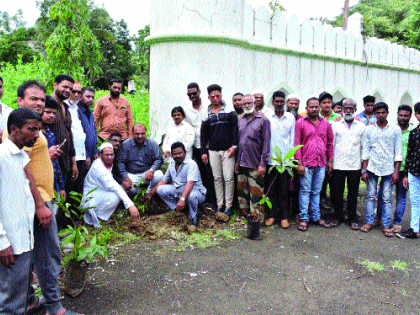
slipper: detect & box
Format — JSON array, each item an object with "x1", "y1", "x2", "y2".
[
  {"x1": 330, "y1": 219, "x2": 341, "y2": 227},
  {"x1": 298, "y1": 220, "x2": 308, "y2": 232},
  {"x1": 312, "y1": 219, "x2": 331, "y2": 228},
  {"x1": 382, "y1": 226, "x2": 394, "y2": 238},
  {"x1": 350, "y1": 222, "x2": 360, "y2": 230},
  {"x1": 27, "y1": 296, "x2": 45, "y2": 315},
  {"x1": 360, "y1": 223, "x2": 372, "y2": 233}
]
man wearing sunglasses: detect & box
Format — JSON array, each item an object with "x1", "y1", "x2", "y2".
[
  {"x1": 184, "y1": 83, "x2": 217, "y2": 211},
  {"x1": 201, "y1": 84, "x2": 238, "y2": 218}
]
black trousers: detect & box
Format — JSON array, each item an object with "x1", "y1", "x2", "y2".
[
  {"x1": 320, "y1": 171, "x2": 331, "y2": 200},
  {"x1": 193, "y1": 147, "x2": 217, "y2": 206},
  {"x1": 330, "y1": 170, "x2": 361, "y2": 223},
  {"x1": 265, "y1": 168, "x2": 290, "y2": 220},
  {"x1": 287, "y1": 168, "x2": 300, "y2": 218}
]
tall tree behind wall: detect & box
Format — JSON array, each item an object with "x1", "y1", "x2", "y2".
[{"x1": 132, "y1": 24, "x2": 150, "y2": 91}]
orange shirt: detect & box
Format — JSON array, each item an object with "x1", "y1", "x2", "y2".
[{"x1": 93, "y1": 95, "x2": 134, "y2": 140}]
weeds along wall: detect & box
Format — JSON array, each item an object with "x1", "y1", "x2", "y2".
[{"x1": 146, "y1": 0, "x2": 420, "y2": 141}]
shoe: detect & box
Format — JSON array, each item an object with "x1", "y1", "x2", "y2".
[
  {"x1": 280, "y1": 219, "x2": 289, "y2": 229},
  {"x1": 396, "y1": 228, "x2": 419, "y2": 239},
  {"x1": 224, "y1": 208, "x2": 232, "y2": 217},
  {"x1": 265, "y1": 218, "x2": 275, "y2": 226},
  {"x1": 392, "y1": 223, "x2": 402, "y2": 233}
]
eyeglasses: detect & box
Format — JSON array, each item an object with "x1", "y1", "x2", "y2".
[
  {"x1": 209, "y1": 94, "x2": 221, "y2": 100},
  {"x1": 72, "y1": 90, "x2": 82, "y2": 94},
  {"x1": 187, "y1": 92, "x2": 198, "y2": 97}
]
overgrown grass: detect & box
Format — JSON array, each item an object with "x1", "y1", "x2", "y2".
[
  {"x1": 390, "y1": 260, "x2": 409, "y2": 271},
  {"x1": 358, "y1": 260, "x2": 385, "y2": 274}
]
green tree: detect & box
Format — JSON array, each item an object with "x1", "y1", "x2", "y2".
[
  {"x1": 44, "y1": 0, "x2": 102, "y2": 86},
  {"x1": 329, "y1": 0, "x2": 416, "y2": 46},
  {"x1": 0, "y1": 28, "x2": 36, "y2": 65},
  {"x1": 0, "y1": 9, "x2": 26, "y2": 34},
  {"x1": 132, "y1": 24, "x2": 150, "y2": 90},
  {"x1": 408, "y1": 1, "x2": 420, "y2": 49}
]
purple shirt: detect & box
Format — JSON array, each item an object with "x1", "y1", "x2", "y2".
[
  {"x1": 294, "y1": 115, "x2": 334, "y2": 167},
  {"x1": 237, "y1": 113, "x2": 271, "y2": 169}
]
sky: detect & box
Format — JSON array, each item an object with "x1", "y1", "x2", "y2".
[{"x1": 3, "y1": 0, "x2": 359, "y2": 36}]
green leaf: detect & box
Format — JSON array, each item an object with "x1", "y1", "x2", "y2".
[
  {"x1": 287, "y1": 168, "x2": 294, "y2": 178},
  {"x1": 283, "y1": 145, "x2": 304, "y2": 161},
  {"x1": 276, "y1": 165, "x2": 285, "y2": 173},
  {"x1": 259, "y1": 198, "x2": 266, "y2": 205},
  {"x1": 266, "y1": 200, "x2": 272, "y2": 209},
  {"x1": 61, "y1": 234, "x2": 75, "y2": 247},
  {"x1": 273, "y1": 147, "x2": 283, "y2": 161}
]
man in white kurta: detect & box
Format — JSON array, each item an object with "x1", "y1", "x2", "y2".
[{"x1": 83, "y1": 143, "x2": 139, "y2": 227}]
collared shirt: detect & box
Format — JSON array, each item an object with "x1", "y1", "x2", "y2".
[
  {"x1": 268, "y1": 112, "x2": 295, "y2": 165},
  {"x1": 357, "y1": 111, "x2": 377, "y2": 125},
  {"x1": 117, "y1": 137, "x2": 163, "y2": 180},
  {"x1": 258, "y1": 106, "x2": 275, "y2": 117},
  {"x1": 294, "y1": 116, "x2": 334, "y2": 167},
  {"x1": 83, "y1": 158, "x2": 134, "y2": 209},
  {"x1": 321, "y1": 110, "x2": 341, "y2": 123},
  {"x1": 94, "y1": 95, "x2": 134, "y2": 140},
  {"x1": 404, "y1": 126, "x2": 420, "y2": 177},
  {"x1": 162, "y1": 120, "x2": 195, "y2": 159},
  {"x1": 43, "y1": 127, "x2": 65, "y2": 192},
  {"x1": 163, "y1": 158, "x2": 206, "y2": 195},
  {"x1": 237, "y1": 113, "x2": 271, "y2": 169},
  {"x1": 0, "y1": 102, "x2": 13, "y2": 132},
  {"x1": 184, "y1": 103, "x2": 208, "y2": 149},
  {"x1": 0, "y1": 138, "x2": 35, "y2": 254},
  {"x1": 66, "y1": 101, "x2": 87, "y2": 161},
  {"x1": 400, "y1": 124, "x2": 414, "y2": 171},
  {"x1": 77, "y1": 102, "x2": 98, "y2": 160},
  {"x1": 362, "y1": 122, "x2": 403, "y2": 176},
  {"x1": 332, "y1": 119, "x2": 366, "y2": 170}
]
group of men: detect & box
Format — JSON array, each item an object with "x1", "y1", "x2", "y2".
[{"x1": 156, "y1": 82, "x2": 420, "y2": 242}]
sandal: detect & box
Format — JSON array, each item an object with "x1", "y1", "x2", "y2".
[
  {"x1": 360, "y1": 223, "x2": 372, "y2": 232},
  {"x1": 298, "y1": 220, "x2": 308, "y2": 232},
  {"x1": 350, "y1": 222, "x2": 360, "y2": 230},
  {"x1": 27, "y1": 296, "x2": 45, "y2": 315},
  {"x1": 382, "y1": 226, "x2": 394, "y2": 237},
  {"x1": 330, "y1": 219, "x2": 341, "y2": 227},
  {"x1": 313, "y1": 219, "x2": 331, "y2": 228}
]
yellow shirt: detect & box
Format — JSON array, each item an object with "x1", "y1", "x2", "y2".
[{"x1": 3, "y1": 131, "x2": 54, "y2": 202}]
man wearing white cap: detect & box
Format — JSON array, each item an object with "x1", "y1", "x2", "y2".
[
  {"x1": 253, "y1": 90, "x2": 274, "y2": 117},
  {"x1": 83, "y1": 142, "x2": 140, "y2": 227}
]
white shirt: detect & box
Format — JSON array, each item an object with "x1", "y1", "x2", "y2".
[
  {"x1": 258, "y1": 106, "x2": 275, "y2": 118},
  {"x1": 162, "y1": 120, "x2": 195, "y2": 159},
  {"x1": 183, "y1": 103, "x2": 207, "y2": 149},
  {"x1": 66, "y1": 101, "x2": 87, "y2": 161},
  {"x1": 0, "y1": 102, "x2": 13, "y2": 132},
  {"x1": 332, "y1": 119, "x2": 366, "y2": 170},
  {"x1": 362, "y1": 122, "x2": 403, "y2": 176},
  {"x1": 268, "y1": 112, "x2": 295, "y2": 164},
  {"x1": 0, "y1": 138, "x2": 35, "y2": 254},
  {"x1": 83, "y1": 158, "x2": 134, "y2": 209}
]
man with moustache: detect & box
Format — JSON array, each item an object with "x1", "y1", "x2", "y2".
[
  {"x1": 361, "y1": 102, "x2": 402, "y2": 237},
  {"x1": 0, "y1": 108, "x2": 39, "y2": 314},
  {"x1": 108, "y1": 132, "x2": 123, "y2": 183},
  {"x1": 184, "y1": 82, "x2": 217, "y2": 211},
  {"x1": 83, "y1": 142, "x2": 140, "y2": 227},
  {"x1": 236, "y1": 94, "x2": 271, "y2": 236},
  {"x1": 117, "y1": 123, "x2": 164, "y2": 195},
  {"x1": 357, "y1": 95, "x2": 377, "y2": 125},
  {"x1": 330, "y1": 99, "x2": 366, "y2": 229},
  {"x1": 286, "y1": 93, "x2": 301, "y2": 121},
  {"x1": 266, "y1": 91, "x2": 295, "y2": 228},
  {"x1": 94, "y1": 79, "x2": 134, "y2": 140},
  {"x1": 146, "y1": 142, "x2": 206, "y2": 228},
  {"x1": 253, "y1": 90, "x2": 274, "y2": 117},
  {"x1": 232, "y1": 92, "x2": 244, "y2": 116},
  {"x1": 295, "y1": 97, "x2": 333, "y2": 231}
]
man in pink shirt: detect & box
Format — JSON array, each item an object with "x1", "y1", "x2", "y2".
[{"x1": 295, "y1": 97, "x2": 334, "y2": 231}]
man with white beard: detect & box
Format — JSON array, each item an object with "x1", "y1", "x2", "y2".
[{"x1": 330, "y1": 98, "x2": 366, "y2": 229}]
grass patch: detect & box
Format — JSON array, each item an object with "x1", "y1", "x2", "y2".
[
  {"x1": 358, "y1": 260, "x2": 385, "y2": 274},
  {"x1": 390, "y1": 260, "x2": 409, "y2": 271},
  {"x1": 401, "y1": 288, "x2": 408, "y2": 296}
]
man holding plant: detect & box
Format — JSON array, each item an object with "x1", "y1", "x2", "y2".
[
  {"x1": 235, "y1": 94, "x2": 271, "y2": 238},
  {"x1": 295, "y1": 97, "x2": 333, "y2": 231},
  {"x1": 265, "y1": 91, "x2": 295, "y2": 228}
]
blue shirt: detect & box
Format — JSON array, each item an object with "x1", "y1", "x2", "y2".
[
  {"x1": 43, "y1": 127, "x2": 65, "y2": 192},
  {"x1": 357, "y1": 112, "x2": 377, "y2": 125},
  {"x1": 163, "y1": 158, "x2": 206, "y2": 195},
  {"x1": 77, "y1": 102, "x2": 98, "y2": 159}
]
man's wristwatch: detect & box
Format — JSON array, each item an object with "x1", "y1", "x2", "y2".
[
  {"x1": 180, "y1": 197, "x2": 186, "y2": 201},
  {"x1": 361, "y1": 170, "x2": 368, "y2": 175}
]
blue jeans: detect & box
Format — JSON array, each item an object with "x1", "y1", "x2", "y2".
[
  {"x1": 408, "y1": 173, "x2": 420, "y2": 233},
  {"x1": 157, "y1": 185, "x2": 206, "y2": 220},
  {"x1": 377, "y1": 176, "x2": 407, "y2": 225},
  {"x1": 366, "y1": 172, "x2": 393, "y2": 227},
  {"x1": 299, "y1": 166, "x2": 325, "y2": 222}
]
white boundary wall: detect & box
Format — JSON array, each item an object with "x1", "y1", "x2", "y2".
[{"x1": 146, "y1": 0, "x2": 420, "y2": 141}]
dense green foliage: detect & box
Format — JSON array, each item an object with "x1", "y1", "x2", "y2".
[{"x1": 329, "y1": 0, "x2": 418, "y2": 47}]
